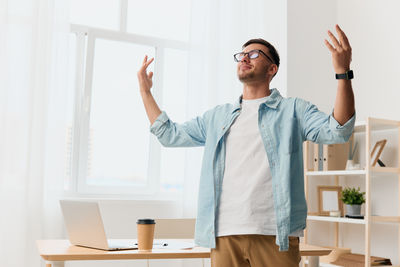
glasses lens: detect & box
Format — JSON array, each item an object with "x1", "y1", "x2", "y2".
[
  {"x1": 236, "y1": 53, "x2": 244, "y2": 62},
  {"x1": 248, "y1": 50, "x2": 259, "y2": 59}
]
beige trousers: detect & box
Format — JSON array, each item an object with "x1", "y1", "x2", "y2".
[{"x1": 211, "y1": 235, "x2": 301, "y2": 267}]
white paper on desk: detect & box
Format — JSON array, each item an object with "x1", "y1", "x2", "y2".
[
  {"x1": 131, "y1": 240, "x2": 195, "y2": 250},
  {"x1": 158, "y1": 240, "x2": 195, "y2": 250}
]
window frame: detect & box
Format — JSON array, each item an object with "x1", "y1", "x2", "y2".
[{"x1": 67, "y1": 4, "x2": 189, "y2": 196}]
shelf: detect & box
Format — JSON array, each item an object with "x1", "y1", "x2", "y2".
[
  {"x1": 304, "y1": 116, "x2": 400, "y2": 266},
  {"x1": 305, "y1": 168, "x2": 399, "y2": 176},
  {"x1": 306, "y1": 170, "x2": 366, "y2": 176},
  {"x1": 371, "y1": 167, "x2": 400, "y2": 174},
  {"x1": 303, "y1": 260, "x2": 339, "y2": 267},
  {"x1": 307, "y1": 215, "x2": 366, "y2": 224},
  {"x1": 308, "y1": 215, "x2": 400, "y2": 225},
  {"x1": 354, "y1": 121, "x2": 366, "y2": 133},
  {"x1": 354, "y1": 118, "x2": 400, "y2": 133},
  {"x1": 371, "y1": 216, "x2": 400, "y2": 224}
]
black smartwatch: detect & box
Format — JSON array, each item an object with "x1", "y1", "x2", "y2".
[{"x1": 335, "y1": 70, "x2": 354, "y2": 80}]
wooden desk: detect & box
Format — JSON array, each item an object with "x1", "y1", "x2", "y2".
[{"x1": 37, "y1": 240, "x2": 331, "y2": 267}]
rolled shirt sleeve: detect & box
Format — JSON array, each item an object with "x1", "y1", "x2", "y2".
[
  {"x1": 328, "y1": 110, "x2": 356, "y2": 137},
  {"x1": 150, "y1": 111, "x2": 207, "y2": 147},
  {"x1": 299, "y1": 99, "x2": 356, "y2": 144},
  {"x1": 150, "y1": 111, "x2": 170, "y2": 136}
]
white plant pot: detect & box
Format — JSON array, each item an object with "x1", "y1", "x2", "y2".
[{"x1": 345, "y1": 204, "x2": 361, "y2": 216}]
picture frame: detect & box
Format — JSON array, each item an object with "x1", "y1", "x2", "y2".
[
  {"x1": 318, "y1": 186, "x2": 343, "y2": 216},
  {"x1": 371, "y1": 139, "x2": 387, "y2": 167}
]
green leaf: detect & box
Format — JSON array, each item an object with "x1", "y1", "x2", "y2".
[{"x1": 340, "y1": 187, "x2": 365, "y2": 205}]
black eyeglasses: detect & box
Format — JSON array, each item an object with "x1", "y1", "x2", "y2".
[{"x1": 233, "y1": 49, "x2": 275, "y2": 64}]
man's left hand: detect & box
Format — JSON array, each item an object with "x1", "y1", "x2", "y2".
[{"x1": 324, "y1": 24, "x2": 352, "y2": 74}]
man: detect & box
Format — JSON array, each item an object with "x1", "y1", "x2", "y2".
[{"x1": 137, "y1": 24, "x2": 355, "y2": 266}]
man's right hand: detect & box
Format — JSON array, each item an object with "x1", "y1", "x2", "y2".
[
  {"x1": 137, "y1": 55, "x2": 161, "y2": 125},
  {"x1": 137, "y1": 55, "x2": 154, "y2": 94}
]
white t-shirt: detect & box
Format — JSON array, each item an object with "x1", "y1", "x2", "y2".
[{"x1": 216, "y1": 96, "x2": 303, "y2": 237}]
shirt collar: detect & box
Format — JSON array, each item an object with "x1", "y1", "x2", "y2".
[{"x1": 231, "y1": 88, "x2": 283, "y2": 113}]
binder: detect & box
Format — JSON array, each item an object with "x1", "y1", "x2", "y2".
[
  {"x1": 312, "y1": 134, "x2": 354, "y2": 171},
  {"x1": 313, "y1": 143, "x2": 324, "y2": 171},
  {"x1": 322, "y1": 143, "x2": 349, "y2": 171},
  {"x1": 313, "y1": 143, "x2": 319, "y2": 171}
]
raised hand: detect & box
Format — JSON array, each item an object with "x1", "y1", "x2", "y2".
[
  {"x1": 324, "y1": 24, "x2": 352, "y2": 74},
  {"x1": 137, "y1": 55, "x2": 154, "y2": 94}
]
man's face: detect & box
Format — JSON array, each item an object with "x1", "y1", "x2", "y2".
[{"x1": 237, "y1": 43, "x2": 273, "y2": 83}]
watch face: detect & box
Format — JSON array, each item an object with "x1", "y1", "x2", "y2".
[{"x1": 346, "y1": 70, "x2": 354, "y2": 79}]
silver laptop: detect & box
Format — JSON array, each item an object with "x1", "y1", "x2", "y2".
[{"x1": 60, "y1": 200, "x2": 137, "y2": 250}]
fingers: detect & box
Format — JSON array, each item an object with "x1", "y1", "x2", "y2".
[
  {"x1": 137, "y1": 56, "x2": 155, "y2": 90},
  {"x1": 324, "y1": 39, "x2": 335, "y2": 53},
  {"x1": 142, "y1": 55, "x2": 148, "y2": 65},
  {"x1": 335, "y1": 24, "x2": 351, "y2": 49},
  {"x1": 144, "y1": 57, "x2": 154, "y2": 68},
  {"x1": 327, "y1": 30, "x2": 341, "y2": 50},
  {"x1": 138, "y1": 55, "x2": 154, "y2": 76},
  {"x1": 327, "y1": 25, "x2": 351, "y2": 52},
  {"x1": 141, "y1": 56, "x2": 154, "y2": 69},
  {"x1": 325, "y1": 25, "x2": 352, "y2": 74}
]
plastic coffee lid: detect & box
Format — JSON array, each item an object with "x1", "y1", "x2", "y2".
[{"x1": 137, "y1": 219, "x2": 156, "y2": 224}]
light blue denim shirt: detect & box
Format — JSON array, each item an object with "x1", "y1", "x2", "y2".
[{"x1": 150, "y1": 88, "x2": 355, "y2": 251}]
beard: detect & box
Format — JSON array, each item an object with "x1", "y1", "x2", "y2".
[
  {"x1": 237, "y1": 64, "x2": 268, "y2": 83},
  {"x1": 238, "y1": 70, "x2": 256, "y2": 82}
]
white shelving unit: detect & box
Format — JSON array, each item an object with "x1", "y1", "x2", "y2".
[{"x1": 303, "y1": 117, "x2": 400, "y2": 267}]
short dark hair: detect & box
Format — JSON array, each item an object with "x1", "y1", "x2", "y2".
[{"x1": 242, "y1": 38, "x2": 280, "y2": 68}]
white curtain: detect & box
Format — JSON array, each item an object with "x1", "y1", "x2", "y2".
[
  {"x1": 183, "y1": 0, "x2": 288, "y2": 217},
  {"x1": 0, "y1": 0, "x2": 69, "y2": 266}
]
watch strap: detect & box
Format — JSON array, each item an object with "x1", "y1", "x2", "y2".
[{"x1": 335, "y1": 70, "x2": 354, "y2": 80}]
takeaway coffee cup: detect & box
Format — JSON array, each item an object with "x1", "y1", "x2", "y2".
[{"x1": 136, "y1": 219, "x2": 156, "y2": 251}]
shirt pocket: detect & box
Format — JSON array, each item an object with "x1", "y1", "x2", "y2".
[{"x1": 279, "y1": 118, "x2": 300, "y2": 154}]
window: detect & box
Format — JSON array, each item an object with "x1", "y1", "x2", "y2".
[
  {"x1": 67, "y1": 0, "x2": 190, "y2": 196},
  {"x1": 126, "y1": 0, "x2": 191, "y2": 41},
  {"x1": 159, "y1": 48, "x2": 189, "y2": 193},
  {"x1": 69, "y1": 0, "x2": 120, "y2": 30}
]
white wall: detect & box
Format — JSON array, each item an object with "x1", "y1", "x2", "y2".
[
  {"x1": 288, "y1": 0, "x2": 400, "y2": 264},
  {"x1": 287, "y1": 0, "x2": 338, "y2": 112},
  {"x1": 338, "y1": 0, "x2": 400, "y2": 122}
]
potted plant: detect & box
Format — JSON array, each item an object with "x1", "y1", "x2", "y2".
[{"x1": 340, "y1": 187, "x2": 365, "y2": 217}]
